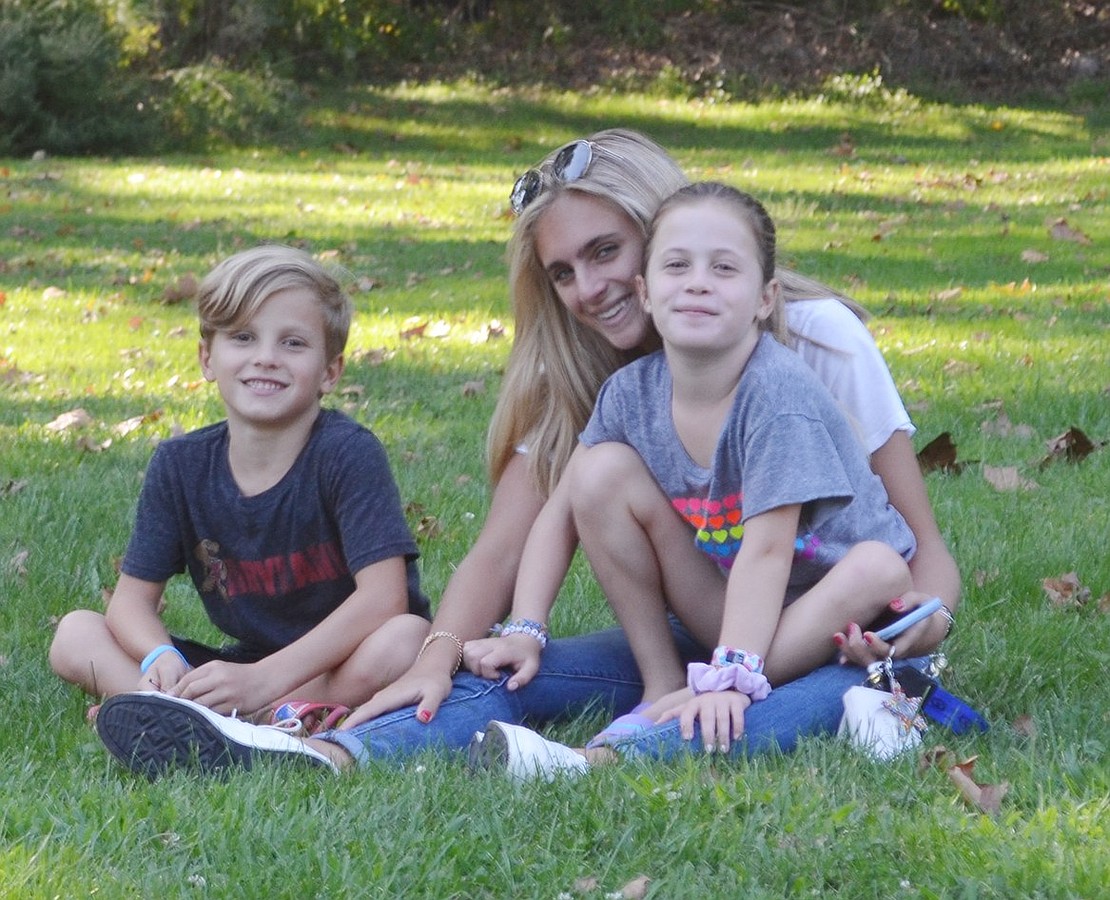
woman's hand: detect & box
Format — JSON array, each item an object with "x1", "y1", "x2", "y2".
[
  {"x1": 341, "y1": 663, "x2": 455, "y2": 729},
  {"x1": 463, "y1": 633, "x2": 542, "y2": 691}
]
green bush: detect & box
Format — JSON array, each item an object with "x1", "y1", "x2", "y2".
[{"x1": 0, "y1": 0, "x2": 155, "y2": 155}]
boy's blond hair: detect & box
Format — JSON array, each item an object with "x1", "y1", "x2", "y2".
[{"x1": 197, "y1": 245, "x2": 352, "y2": 362}]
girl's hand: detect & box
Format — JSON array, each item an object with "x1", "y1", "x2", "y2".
[
  {"x1": 343, "y1": 662, "x2": 454, "y2": 729},
  {"x1": 658, "y1": 689, "x2": 753, "y2": 753},
  {"x1": 835, "y1": 593, "x2": 941, "y2": 666},
  {"x1": 462, "y1": 633, "x2": 542, "y2": 690}
]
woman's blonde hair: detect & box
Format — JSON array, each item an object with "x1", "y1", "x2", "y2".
[
  {"x1": 488, "y1": 129, "x2": 866, "y2": 496},
  {"x1": 197, "y1": 244, "x2": 352, "y2": 363}
]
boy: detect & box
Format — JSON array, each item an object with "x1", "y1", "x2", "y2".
[{"x1": 50, "y1": 244, "x2": 430, "y2": 729}]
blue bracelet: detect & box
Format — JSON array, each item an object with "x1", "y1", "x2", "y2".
[{"x1": 140, "y1": 643, "x2": 189, "y2": 674}]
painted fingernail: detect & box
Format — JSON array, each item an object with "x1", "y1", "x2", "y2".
[
  {"x1": 833, "y1": 634, "x2": 844, "y2": 647},
  {"x1": 863, "y1": 633, "x2": 874, "y2": 645},
  {"x1": 417, "y1": 709, "x2": 431, "y2": 723},
  {"x1": 890, "y1": 597, "x2": 905, "y2": 611}
]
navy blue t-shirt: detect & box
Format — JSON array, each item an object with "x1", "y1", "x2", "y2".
[{"x1": 122, "y1": 409, "x2": 429, "y2": 654}]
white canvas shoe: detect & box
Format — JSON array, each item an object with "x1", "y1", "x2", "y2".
[
  {"x1": 468, "y1": 720, "x2": 589, "y2": 783},
  {"x1": 96, "y1": 692, "x2": 338, "y2": 777}
]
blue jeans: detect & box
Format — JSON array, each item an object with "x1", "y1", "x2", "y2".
[{"x1": 322, "y1": 621, "x2": 877, "y2": 766}]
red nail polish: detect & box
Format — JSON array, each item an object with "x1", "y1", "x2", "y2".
[
  {"x1": 890, "y1": 597, "x2": 905, "y2": 611},
  {"x1": 833, "y1": 634, "x2": 844, "y2": 647},
  {"x1": 863, "y1": 633, "x2": 873, "y2": 645},
  {"x1": 417, "y1": 709, "x2": 431, "y2": 723}
]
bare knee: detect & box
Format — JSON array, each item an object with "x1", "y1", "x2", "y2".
[
  {"x1": 843, "y1": 541, "x2": 913, "y2": 599},
  {"x1": 49, "y1": 609, "x2": 107, "y2": 681},
  {"x1": 568, "y1": 442, "x2": 655, "y2": 521}
]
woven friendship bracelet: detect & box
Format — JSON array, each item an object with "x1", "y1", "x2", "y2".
[
  {"x1": 418, "y1": 630, "x2": 464, "y2": 675},
  {"x1": 499, "y1": 618, "x2": 549, "y2": 649}
]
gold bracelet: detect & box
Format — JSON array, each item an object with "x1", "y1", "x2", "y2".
[{"x1": 418, "y1": 630, "x2": 464, "y2": 676}]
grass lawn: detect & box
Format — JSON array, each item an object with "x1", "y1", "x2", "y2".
[{"x1": 1, "y1": 83, "x2": 1108, "y2": 898}]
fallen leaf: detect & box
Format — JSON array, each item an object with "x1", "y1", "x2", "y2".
[
  {"x1": 45, "y1": 408, "x2": 93, "y2": 432},
  {"x1": 619, "y1": 875, "x2": 652, "y2": 899},
  {"x1": 573, "y1": 875, "x2": 599, "y2": 893},
  {"x1": 461, "y1": 380, "x2": 486, "y2": 397},
  {"x1": 1048, "y1": 218, "x2": 1092, "y2": 244},
  {"x1": 1042, "y1": 571, "x2": 1091, "y2": 608},
  {"x1": 983, "y1": 465, "x2": 1038, "y2": 492},
  {"x1": 486, "y1": 319, "x2": 506, "y2": 340},
  {"x1": 980, "y1": 413, "x2": 1035, "y2": 439},
  {"x1": 399, "y1": 317, "x2": 428, "y2": 340},
  {"x1": 76, "y1": 436, "x2": 112, "y2": 453},
  {"x1": 7, "y1": 549, "x2": 29, "y2": 577},
  {"x1": 1, "y1": 478, "x2": 28, "y2": 498},
  {"x1": 1098, "y1": 593, "x2": 1110, "y2": 614},
  {"x1": 1021, "y1": 248, "x2": 1049, "y2": 263},
  {"x1": 427, "y1": 320, "x2": 451, "y2": 338},
  {"x1": 1012, "y1": 715, "x2": 1037, "y2": 738},
  {"x1": 1038, "y1": 427, "x2": 1097, "y2": 468},
  {"x1": 935, "y1": 286, "x2": 963, "y2": 302},
  {"x1": 415, "y1": 515, "x2": 442, "y2": 540},
  {"x1": 921, "y1": 748, "x2": 1009, "y2": 815},
  {"x1": 917, "y1": 432, "x2": 964, "y2": 474},
  {"x1": 162, "y1": 273, "x2": 198, "y2": 304}
]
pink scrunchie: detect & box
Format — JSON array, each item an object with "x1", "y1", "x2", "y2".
[{"x1": 687, "y1": 662, "x2": 772, "y2": 700}]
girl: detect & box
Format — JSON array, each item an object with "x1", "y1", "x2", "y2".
[{"x1": 466, "y1": 183, "x2": 918, "y2": 773}]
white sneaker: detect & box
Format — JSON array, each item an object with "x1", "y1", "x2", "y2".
[
  {"x1": 468, "y1": 720, "x2": 589, "y2": 783},
  {"x1": 96, "y1": 692, "x2": 338, "y2": 777}
]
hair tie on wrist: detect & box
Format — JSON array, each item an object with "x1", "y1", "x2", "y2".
[{"x1": 139, "y1": 644, "x2": 189, "y2": 674}]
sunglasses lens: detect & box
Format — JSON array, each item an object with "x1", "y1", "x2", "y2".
[
  {"x1": 553, "y1": 140, "x2": 592, "y2": 182},
  {"x1": 510, "y1": 169, "x2": 542, "y2": 214}
]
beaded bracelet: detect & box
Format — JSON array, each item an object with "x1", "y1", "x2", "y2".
[
  {"x1": 711, "y1": 645, "x2": 765, "y2": 674},
  {"x1": 418, "y1": 630, "x2": 464, "y2": 676},
  {"x1": 499, "y1": 618, "x2": 549, "y2": 649},
  {"x1": 139, "y1": 643, "x2": 189, "y2": 674}
]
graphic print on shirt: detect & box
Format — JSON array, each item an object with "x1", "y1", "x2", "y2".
[
  {"x1": 193, "y1": 539, "x2": 347, "y2": 602},
  {"x1": 672, "y1": 493, "x2": 821, "y2": 567}
]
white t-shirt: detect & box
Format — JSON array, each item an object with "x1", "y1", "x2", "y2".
[{"x1": 785, "y1": 298, "x2": 913, "y2": 455}]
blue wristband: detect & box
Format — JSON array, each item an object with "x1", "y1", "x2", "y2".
[{"x1": 140, "y1": 643, "x2": 189, "y2": 674}]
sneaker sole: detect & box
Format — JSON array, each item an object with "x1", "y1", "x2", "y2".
[
  {"x1": 96, "y1": 693, "x2": 329, "y2": 778},
  {"x1": 467, "y1": 725, "x2": 508, "y2": 774}
]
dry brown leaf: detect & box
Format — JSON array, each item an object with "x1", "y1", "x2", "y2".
[
  {"x1": 980, "y1": 413, "x2": 1035, "y2": 439},
  {"x1": 573, "y1": 875, "x2": 599, "y2": 893},
  {"x1": 620, "y1": 875, "x2": 652, "y2": 899},
  {"x1": 1, "y1": 478, "x2": 28, "y2": 498},
  {"x1": 921, "y1": 748, "x2": 1009, "y2": 815},
  {"x1": 1012, "y1": 715, "x2": 1037, "y2": 738},
  {"x1": 415, "y1": 515, "x2": 442, "y2": 540},
  {"x1": 934, "y1": 286, "x2": 963, "y2": 302},
  {"x1": 1042, "y1": 571, "x2": 1091, "y2": 608},
  {"x1": 461, "y1": 380, "x2": 486, "y2": 397},
  {"x1": 1038, "y1": 427, "x2": 1097, "y2": 468},
  {"x1": 399, "y1": 317, "x2": 428, "y2": 340},
  {"x1": 983, "y1": 464, "x2": 1038, "y2": 492},
  {"x1": 1048, "y1": 218, "x2": 1092, "y2": 245},
  {"x1": 162, "y1": 273, "x2": 198, "y2": 304},
  {"x1": 45, "y1": 408, "x2": 93, "y2": 432},
  {"x1": 7, "y1": 549, "x2": 29, "y2": 577},
  {"x1": 917, "y1": 432, "x2": 964, "y2": 474},
  {"x1": 974, "y1": 568, "x2": 1000, "y2": 587},
  {"x1": 486, "y1": 319, "x2": 506, "y2": 340},
  {"x1": 1021, "y1": 248, "x2": 1049, "y2": 263},
  {"x1": 76, "y1": 435, "x2": 112, "y2": 453}
]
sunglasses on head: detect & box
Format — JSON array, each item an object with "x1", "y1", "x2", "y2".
[{"x1": 509, "y1": 139, "x2": 597, "y2": 215}]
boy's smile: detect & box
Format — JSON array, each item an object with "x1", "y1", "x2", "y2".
[{"x1": 199, "y1": 287, "x2": 343, "y2": 433}]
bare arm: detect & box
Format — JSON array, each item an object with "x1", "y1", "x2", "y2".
[
  {"x1": 173, "y1": 556, "x2": 408, "y2": 715},
  {"x1": 846, "y1": 430, "x2": 961, "y2": 659},
  {"x1": 344, "y1": 452, "x2": 545, "y2": 726},
  {"x1": 104, "y1": 572, "x2": 186, "y2": 692}
]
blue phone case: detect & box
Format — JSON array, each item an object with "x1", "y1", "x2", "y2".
[{"x1": 874, "y1": 597, "x2": 943, "y2": 641}]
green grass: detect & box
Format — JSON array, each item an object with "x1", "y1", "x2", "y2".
[{"x1": 1, "y1": 83, "x2": 1108, "y2": 898}]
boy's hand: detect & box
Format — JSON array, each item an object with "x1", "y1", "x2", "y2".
[
  {"x1": 463, "y1": 633, "x2": 542, "y2": 691},
  {"x1": 140, "y1": 652, "x2": 190, "y2": 694},
  {"x1": 171, "y1": 660, "x2": 271, "y2": 717},
  {"x1": 658, "y1": 689, "x2": 752, "y2": 753}
]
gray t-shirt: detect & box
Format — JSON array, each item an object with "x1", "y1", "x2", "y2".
[{"x1": 581, "y1": 334, "x2": 915, "y2": 597}]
